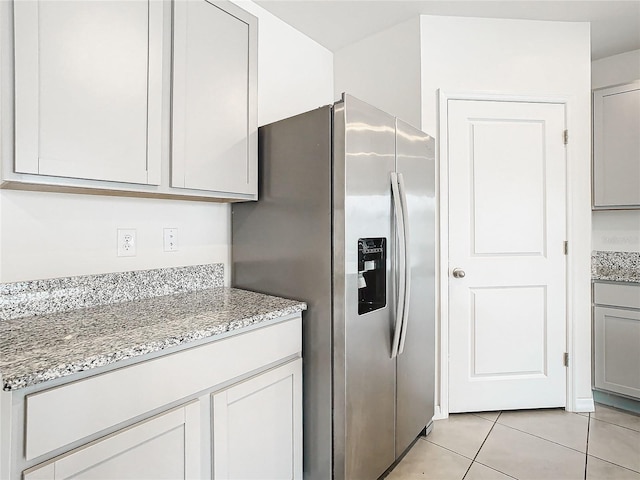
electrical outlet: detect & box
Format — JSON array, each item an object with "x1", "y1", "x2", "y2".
[
  {"x1": 117, "y1": 229, "x2": 137, "y2": 257},
  {"x1": 164, "y1": 228, "x2": 178, "y2": 252}
]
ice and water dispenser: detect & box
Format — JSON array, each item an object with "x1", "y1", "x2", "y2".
[{"x1": 358, "y1": 238, "x2": 386, "y2": 315}]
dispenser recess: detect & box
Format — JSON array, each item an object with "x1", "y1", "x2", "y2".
[{"x1": 358, "y1": 238, "x2": 386, "y2": 315}]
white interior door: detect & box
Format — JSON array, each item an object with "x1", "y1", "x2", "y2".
[{"x1": 447, "y1": 99, "x2": 567, "y2": 413}]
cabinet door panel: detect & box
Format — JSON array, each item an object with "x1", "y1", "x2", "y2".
[
  {"x1": 172, "y1": 0, "x2": 257, "y2": 195},
  {"x1": 13, "y1": 0, "x2": 161, "y2": 185},
  {"x1": 212, "y1": 359, "x2": 302, "y2": 480},
  {"x1": 593, "y1": 81, "x2": 640, "y2": 208},
  {"x1": 594, "y1": 306, "x2": 640, "y2": 399},
  {"x1": 24, "y1": 402, "x2": 201, "y2": 480}
]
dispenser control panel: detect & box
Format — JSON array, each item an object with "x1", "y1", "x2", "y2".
[{"x1": 358, "y1": 238, "x2": 386, "y2": 315}]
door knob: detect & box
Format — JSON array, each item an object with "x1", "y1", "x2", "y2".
[{"x1": 452, "y1": 268, "x2": 466, "y2": 278}]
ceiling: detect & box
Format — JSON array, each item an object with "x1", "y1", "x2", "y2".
[{"x1": 255, "y1": 0, "x2": 640, "y2": 60}]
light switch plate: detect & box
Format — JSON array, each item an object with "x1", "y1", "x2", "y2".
[{"x1": 164, "y1": 228, "x2": 178, "y2": 252}]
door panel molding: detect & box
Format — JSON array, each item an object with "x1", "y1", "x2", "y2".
[{"x1": 436, "y1": 90, "x2": 579, "y2": 418}]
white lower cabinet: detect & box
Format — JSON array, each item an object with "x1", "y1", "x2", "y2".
[
  {"x1": 212, "y1": 359, "x2": 302, "y2": 480},
  {"x1": 5, "y1": 315, "x2": 302, "y2": 480},
  {"x1": 593, "y1": 282, "x2": 640, "y2": 399},
  {"x1": 24, "y1": 402, "x2": 201, "y2": 480}
]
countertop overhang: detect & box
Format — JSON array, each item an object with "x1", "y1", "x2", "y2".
[
  {"x1": 0, "y1": 287, "x2": 306, "y2": 391},
  {"x1": 592, "y1": 251, "x2": 640, "y2": 284}
]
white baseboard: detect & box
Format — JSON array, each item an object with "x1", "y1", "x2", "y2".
[
  {"x1": 433, "y1": 405, "x2": 448, "y2": 420},
  {"x1": 573, "y1": 396, "x2": 595, "y2": 413}
]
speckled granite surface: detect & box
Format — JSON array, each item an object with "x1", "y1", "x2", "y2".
[
  {"x1": 0, "y1": 287, "x2": 306, "y2": 391},
  {"x1": 592, "y1": 251, "x2": 640, "y2": 283},
  {"x1": 0, "y1": 264, "x2": 224, "y2": 321}
]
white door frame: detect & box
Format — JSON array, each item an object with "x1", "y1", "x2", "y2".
[{"x1": 436, "y1": 90, "x2": 577, "y2": 419}]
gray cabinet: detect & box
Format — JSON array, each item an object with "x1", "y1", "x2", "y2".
[
  {"x1": 24, "y1": 403, "x2": 201, "y2": 480},
  {"x1": 171, "y1": 0, "x2": 257, "y2": 197},
  {"x1": 2, "y1": 0, "x2": 257, "y2": 201},
  {"x1": 2, "y1": 315, "x2": 302, "y2": 480},
  {"x1": 212, "y1": 359, "x2": 302, "y2": 479},
  {"x1": 13, "y1": 0, "x2": 163, "y2": 185},
  {"x1": 593, "y1": 80, "x2": 640, "y2": 209},
  {"x1": 593, "y1": 282, "x2": 640, "y2": 399}
]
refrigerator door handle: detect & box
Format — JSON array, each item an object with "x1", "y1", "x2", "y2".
[
  {"x1": 397, "y1": 173, "x2": 411, "y2": 355},
  {"x1": 390, "y1": 172, "x2": 406, "y2": 359}
]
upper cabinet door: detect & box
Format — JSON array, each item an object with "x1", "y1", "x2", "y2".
[
  {"x1": 13, "y1": 0, "x2": 163, "y2": 185},
  {"x1": 171, "y1": 0, "x2": 257, "y2": 196},
  {"x1": 593, "y1": 80, "x2": 640, "y2": 209}
]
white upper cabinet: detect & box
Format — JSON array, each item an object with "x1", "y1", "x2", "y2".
[
  {"x1": 13, "y1": 0, "x2": 163, "y2": 185},
  {"x1": 171, "y1": 0, "x2": 257, "y2": 197},
  {"x1": 3, "y1": 0, "x2": 258, "y2": 201},
  {"x1": 593, "y1": 80, "x2": 640, "y2": 209}
]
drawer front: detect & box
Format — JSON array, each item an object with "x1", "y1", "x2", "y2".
[
  {"x1": 594, "y1": 282, "x2": 640, "y2": 309},
  {"x1": 25, "y1": 316, "x2": 301, "y2": 461},
  {"x1": 24, "y1": 402, "x2": 201, "y2": 480}
]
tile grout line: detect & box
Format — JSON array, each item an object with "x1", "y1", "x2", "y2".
[
  {"x1": 587, "y1": 453, "x2": 640, "y2": 474},
  {"x1": 592, "y1": 402, "x2": 640, "y2": 432},
  {"x1": 590, "y1": 414, "x2": 640, "y2": 434},
  {"x1": 493, "y1": 419, "x2": 590, "y2": 455},
  {"x1": 475, "y1": 411, "x2": 519, "y2": 479},
  {"x1": 584, "y1": 410, "x2": 640, "y2": 476},
  {"x1": 584, "y1": 411, "x2": 591, "y2": 480},
  {"x1": 461, "y1": 412, "x2": 502, "y2": 480},
  {"x1": 422, "y1": 437, "x2": 476, "y2": 460}
]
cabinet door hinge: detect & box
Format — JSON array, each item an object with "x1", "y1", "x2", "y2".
[
  {"x1": 563, "y1": 241, "x2": 568, "y2": 255},
  {"x1": 563, "y1": 352, "x2": 569, "y2": 367},
  {"x1": 563, "y1": 130, "x2": 569, "y2": 145}
]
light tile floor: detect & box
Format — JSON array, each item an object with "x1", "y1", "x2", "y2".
[{"x1": 386, "y1": 404, "x2": 640, "y2": 480}]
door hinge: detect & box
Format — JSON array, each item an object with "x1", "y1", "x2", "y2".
[
  {"x1": 563, "y1": 352, "x2": 569, "y2": 367},
  {"x1": 563, "y1": 130, "x2": 569, "y2": 145},
  {"x1": 563, "y1": 241, "x2": 568, "y2": 255}
]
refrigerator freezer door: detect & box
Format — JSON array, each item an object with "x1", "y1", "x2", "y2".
[
  {"x1": 394, "y1": 119, "x2": 436, "y2": 457},
  {"x1": 333, "y1": 95, "x2": 397, "y2": 480}
]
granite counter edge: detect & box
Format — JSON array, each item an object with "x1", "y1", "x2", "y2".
[{"x1": 2, "y1": 301, "x2": 307, "y2": 392}]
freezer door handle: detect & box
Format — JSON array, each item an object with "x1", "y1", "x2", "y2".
[
  {"x1": 390, "y1": 172, "x2": 406, "y2": 359},
  {"x1": 397, "y1": 173, "x2": 411, "y2": 355}
]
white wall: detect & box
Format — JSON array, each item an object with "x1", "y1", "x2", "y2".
[
  {"x1": 333, "y1": 17, "x2": 422, "y2": 129},
  {"x1": 420, "y1": 15, "x2": 593, "y2": 412},
  {"x1": 232, "y1": 1, "x2": 333, "y2": 126},
  {"x1": 591, "y1": 49, "x2": 640, "y2": 253},
  {"x1": 0, "y1": 192, "x2": 230, "y2": 283},
  {"x1": 592, "y1": 49, "x2": 640, "y2": 90},
  {"x1": 0, "y1": 1, "x2": 333, "y2": 284}
]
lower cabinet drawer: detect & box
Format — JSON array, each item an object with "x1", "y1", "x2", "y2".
[
  {"x1": 25, "y1": 317, "x2": 301, "y2": 461},
  {"x1": 594, "y1": 282, "x2": 640, "y2": 310},
  {"x1": 24, "y1": 402, "x2": 201, "y2": 480}
]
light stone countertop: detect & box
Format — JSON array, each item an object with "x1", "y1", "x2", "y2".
[
  {"x1": 0, "y1": 287, "x2": 306, "y2": 391},
  {"x1": 592, "y1": 251, "x2": 640, "y2": 284}
]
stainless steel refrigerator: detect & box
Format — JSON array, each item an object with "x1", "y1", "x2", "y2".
[{"x1": 232, "y1": 94, "x2": 435, "y2": 480}]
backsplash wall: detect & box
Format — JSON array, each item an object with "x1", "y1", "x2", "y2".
[
  {"x1": 0, "y1": 190, "x2": 230, "y2": 283},
  {"x1": 592, "y1": 210, "x2": 640, "y2": 252}
]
